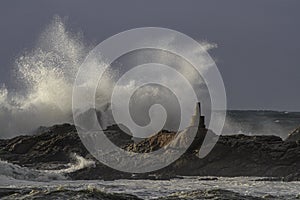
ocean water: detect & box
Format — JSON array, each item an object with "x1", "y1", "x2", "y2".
[
  {"x1": 1, "y1": 159, "x2": 300, "y2": 199},
  {"x1": 1, "y1": 175, "x2": 300, "y2": 199},
  {"x1": 223, "y1": 110, "x2": 300, "y2": 139}
]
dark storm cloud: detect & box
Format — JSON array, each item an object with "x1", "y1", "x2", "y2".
[{"x1": 0, "y1": 0, "x2": 299, "y2": 111}]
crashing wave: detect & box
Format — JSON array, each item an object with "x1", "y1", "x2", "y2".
[
  {"x1": 43, "y1": 153, "x2": 95, "y2": 174},
  {"x1": 0, "y1": 153, "x2": 95, "y2": 182},
  {"x1": 0, "y1": 15, "x2": 215, "y2": 139},
  {"x1": 0, "y1": 159, "x2": 65, "y2": 182}
]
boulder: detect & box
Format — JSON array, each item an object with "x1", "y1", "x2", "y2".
[{"x1": 285, "y1": 127, "x2": 300, "y2": 142}]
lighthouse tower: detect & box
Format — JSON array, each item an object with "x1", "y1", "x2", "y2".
[{"x1": 186, "y1": 102, "x2": 207, "y2": 153}]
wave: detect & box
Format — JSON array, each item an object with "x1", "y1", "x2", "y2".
[
  {"x1": 0, "y1": 159, "x2": 65, "y2": 182},
  {"x1": 43, "y1": 153, "x2": 95, "y2": 174},
  {"x1": 0, "y1": 15, "x2": 216, "y2": 139},
  {"x1": 0, "y1": 153, "x2": 95, "y2": 182},
  {"x1": 0, "y1": 16, "x2": 87, "y2": 138}
]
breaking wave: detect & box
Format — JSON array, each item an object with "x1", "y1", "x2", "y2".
[
  {"x1": 44, "y1": 153, "x2": 95, "y2": 174},
  {"x1": 0, "y1": 16, "x2": 87, "y2": 138},
  {"x1": 0, "y1": 153, "x2": 95, "y2": 182},
  {"x1": 0, "y1": 159, "x2": 65, "y2": 182},
  {"x1": 0, "y1": 15, "x2": 216, "y2": 139}
]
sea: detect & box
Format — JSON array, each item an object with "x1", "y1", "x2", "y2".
[
  {"x1": 223, "y1": 110, "x2": 300, "y2": 139},
  {"x1": 1, "y1": 170, "x2": 300, "y2": 199}
]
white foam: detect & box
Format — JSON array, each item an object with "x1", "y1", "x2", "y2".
[
  {"x1": 43, "y1": 153, "x2": 95, "y2": 174},
  {"x1": 0, "y1": 15, "x2": 216, "y2": 139},
  {"x1": 0, "y1": 159, "x2": 65, "y2": 182},
  {"x1": 0, "y1": 153, "x2": 95, "y2": 183}
]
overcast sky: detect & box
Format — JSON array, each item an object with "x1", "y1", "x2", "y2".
[{"x1": 0, "y1": 0, "x2": 299, "y2": 111}]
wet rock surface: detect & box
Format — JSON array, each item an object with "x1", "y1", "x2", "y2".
[
  {"x1": 2, "y1": 187, "x2": 298, "y2": 200},
  {"x1": 286, "y1": 126, "x2": 300, "y2": 142},
  {"x1": 0, "y1": 187, "x2": 142, "y2": 200},
  {"x1": 1, "y1": 123, "x2": 300, "y2": 181},
  {"x1": 282, "y1": 172, "x2": 300, "y2": 182},
  {"x1": 0, "y1": 124, "x2": 87, "y2": 167},
  {"x1": 157, "y1": 189, "x2": 300, "y2": 200},
  {"x1": 158, "y1": 189, "x2": 264, "y2": 200}
]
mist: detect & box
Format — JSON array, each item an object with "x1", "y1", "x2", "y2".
[{"x1": 0, "y1": 16, "x2": 216, "y2": 138}]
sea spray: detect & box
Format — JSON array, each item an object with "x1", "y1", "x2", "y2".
[
  {"x1": 0, "y1": 15, "x2": 216, "y2": 139},
  {"x1": 0, "y1": 153, "x2": 95, "y2": 182},
  {"x1": 44, "y1": 153, "x2": 96, "y2": 174},
  {"x1": 0, "y1": 159, "x2": 66, "y2": 182},
  {"x1": 0, "y1": 16, "x2": 88, "y2": 138}
]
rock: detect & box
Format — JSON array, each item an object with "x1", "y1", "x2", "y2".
[
  {"x1": 283, "y1": 172, "x2": 300, "y2": 182},
  {"x1": 0, "y1": 188, "x2": 31, "y2": 198},
  {"x1": 1, "y1": 123, "x2": 300, "y2": 180},
  {"x1": 168, "y1": 134, "x2": 294, "y2": 177},
  {"x1": 103, "y1": 124, "x2": 134, "y2": 147},
  {"x1": 158, "y1": 189, "x2": 265, "y2": 200},
  {"x1": 125, "y1": 130, "x2": 175, "y2": 153},
  {"x1": 286, "y1": 127, "x2": 300, "y2": 142},
  {"x1": 7, "y1": 136, "x2": 37, "y2": 154},
  {"x1": 0, "y1": 123, "x2": 133, "y2": 167},
  {"x1": 0, "y1": 187, "x2": 142, "y2": 200},
  {"x1": 198, "y1": 177, "x2": 218, "y2": 181}
]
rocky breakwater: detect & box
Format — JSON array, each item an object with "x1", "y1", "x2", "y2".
[
  {"x1": 1, "y1": 105, "x2": 300, "y2": 180},
  {"x1": 279, "y1": 126, "x2": 300, "y2": 181},
  {"x1": 123, "y1": 128, "x2": 300, "y2": 179},
  {"x1": 0, "y1": 123, "x2": 136, "y2": 180}
]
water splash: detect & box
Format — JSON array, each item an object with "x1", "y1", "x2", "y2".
[
  {"x1": 0, "y1": 16, "x2": 217, "y2": 139},
  {"x1": 0, "y1": 16, "x2": 88, "y2": 138},
  {"x1": 46, "y1": 153, "x2": 95, "y2": 174},
  {"x1": 0, "y1": 159, "x2": 66, "y2": 182}
]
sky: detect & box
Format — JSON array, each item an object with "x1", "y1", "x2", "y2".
[{"x1": 0, "y1": 0, "x2": 299, "y2": 111}]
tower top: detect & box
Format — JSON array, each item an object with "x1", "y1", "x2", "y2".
[{"x1": 197, "y1": 102, "x2": 201, "y2": 116}]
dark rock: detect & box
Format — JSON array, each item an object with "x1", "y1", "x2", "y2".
[
  {"x1": 285, "y1": 126, "x2": 300, "y2": 142},
  {"x1": 7, "y1": 136, "x2": 37, "y2": 154},
  {"x1": 198, "y1": 177, "x2": 218, "y2": 181},
  {"x1": 282, "y1": 172, "x2": 300, "y2": 182},
  {"x1": 0, "y1": 187, "x2": 142, "y2": 200},
  {"x1": 168, "y1": 134, "x2": 294, "y2": 177},
  {"x1": 1, "y1": 123, "x2": 300, "y2": 180},
  {"x1": 103, "y1": 124, "x2": 134, "y2": 148},
  {"x1": 158, "y1": 189, "x2": 265, "y2": 200},
  {"x1": 0, "y1": 123, "x2": 133, "y2": 167},
  {"x1": 0, "y1": 125, "x2": 87, "y2": 166},
  {"x1": 0, "y1": 188, "x2": 31, "y2": 198}
]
